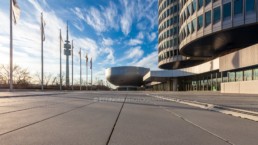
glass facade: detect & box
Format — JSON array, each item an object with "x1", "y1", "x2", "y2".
[
  {"x1": 244, "y1": 70, "x2": 252, "y2": 81},
  {"x1": 192, "y1": 18, "x2": 197, "y2": 33},
  {"x1": 197, "y1": 15, "x2": 203, "y2": 30},
  {"x1": 213, "y1": 6, "x2": 221, "y2": 23},
  {"x1": 198, "y1": 0, "x2": 203, "y2": 10},
  {"x1": 205, "y1": 11, "x2": 211, "y2": 27},
  {"x1": 223, "y1": 2, "x2": 231, "y2": 19},
  {"x1": 236, "y1": 71, "x2": 243, "y2": 81},
  {"x1": 192, "y1": 0, "x2": 197, "y2": 13},
  {"x1": 234, "y1": 0, "x2": 243, "y2": 15},
  {"x1": 205, "y1": 0, "x2": 211, "y2": 6},
  {"x1": 254, "y1": 69, "x2": 258, "y2": 80},
  {"x1": 246, "y1": 0, "x2": 255, "y2": 13}
]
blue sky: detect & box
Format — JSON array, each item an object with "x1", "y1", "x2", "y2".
[{"x1": 0, "y1": 0, "x2": 158, "y2": 83}]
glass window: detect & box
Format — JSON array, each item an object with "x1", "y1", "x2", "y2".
[
  {"x1": 254, "y1": 69, "x2": 258, "y2": 80},
  {"x1": 205, "y1": 11, "x2": 211, "y2": 27},
  {"x1": 197, "y1": 15, "x2": 203, "y2": 30},
  {"x1": 192, "y1": 18, "x2": 197, "y2": 33},
  {"x1": 198, "y1": 0, "x2": 203, "y2": 10},
  {"x1": 188, "y1": 23, "x2": 192, "y2": 34},
  {"x1": 223, "y1": 2, "x2": 231, "y2": 19},
  {"x1": 246, "y1": 0, "x2": 255, "y2": 13},
  {"x1": 213, "y1": 6, "x2": 221, "y2": 23},
  {"x1": 205, "y1": 0, "x2": 211, "y2": 6},
  {"x1": 188, "y1": 4, "x2": 192, "y2": 16},
  {"x1": 244, "y1": 70, "x2": 252, "y2": 81},
  {"x1": 192, "y1": 0, "x2": 197, "y2": 13},
  {"x1": 236, "y1": 71, "x2": 243, "y2": 81},
  {"x1": 228, "y1": 72, "x2": 236, "y2": 82},
  {"x1": 234, "y1": 0, "x2": 243, "y2": 15}
]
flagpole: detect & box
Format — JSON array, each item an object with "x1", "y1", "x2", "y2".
[
  {"x1": 72, "y1": 40, "x2": 74, "y2": 90},
  {"x1": 41, "y1": 12, "x2": 44, "y2": 91},
  {"x1": 91, "y1": 58, "x2": 92, "y2": 90},
  {"x1": 79, "y1": 48, "x2": 82, "y2": 91},
  {"x1": 10, "y1": 0, "x2": 13, "y2": 92},
  {"x1": 86, "y1": 54, "x2": 88, "y2": 91},
  {"x1": 59, "y1": 29, "x2": 62, "y2": 91}
]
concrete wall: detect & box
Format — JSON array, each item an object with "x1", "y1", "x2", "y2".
[
  {"x1": 221, "y1": 80, "x2": 258, "y2": 94},
  {"x1": 220, "y1": 44, "x2": 258, "y2": 72}
]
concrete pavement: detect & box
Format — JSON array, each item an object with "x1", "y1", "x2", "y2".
[{"x1": 0, "y1": 91, "x2": 258, "y2": 145}]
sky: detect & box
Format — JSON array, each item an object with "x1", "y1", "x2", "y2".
[{"x1": 0, "y1": 0, "x2": 159, "y2": 84}]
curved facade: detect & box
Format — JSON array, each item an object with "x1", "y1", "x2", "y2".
[
  {"x1": 179, "y1": 0, "x2": 258, "y2": 57},
  {"x1": 105, "y1": 66, "x2": 150, "y2": 87},
  {"x1": 158, "y1": 0, "x2": 205, "y2": 69}
]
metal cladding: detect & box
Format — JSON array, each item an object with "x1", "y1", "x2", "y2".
[
  {"x1": 105, "y1": 66, "x2": 150, "y2": 87},
  {"x1": 178, "y1": 0, "x2": 258, "y2": 58},
  {"x1": 158, "y1": 0, "x2": 204, "y2": 69},
  {"x1": 158, "y1": 0, "x2": 258, "y2": 69}
]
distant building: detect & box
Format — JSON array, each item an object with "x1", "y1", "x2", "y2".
[
  {"x1": 105, "y1": 66, "x2": 149, "y2": 90},
  {"x1": 144, "y1": 0, "x2": 258, "y2": 94}
]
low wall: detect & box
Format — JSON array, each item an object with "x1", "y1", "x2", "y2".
[{"x1": 221, "y1": 80, "x2": 258, "y2": 94}]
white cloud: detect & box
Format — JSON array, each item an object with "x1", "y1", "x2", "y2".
[
  {"x1": 102, "y1": 38, "x2": 114, "y2": 46},
  {"x1": 125, "y1": 46, "x2": 144, "y2": 60},
  {"x1": 102, "y1": 47, "x2": 115, "y2": 64},
  {"x1": 128, "y1": 39, "x2": 142, "y2": 46},
  {"x1": 134, "y1": 51, "x2": 159, "y2": 70},
  {"x1": 120, "y1": 0, "x2": 134, "y2": 35},
  {"x1": 137, "y1": 32, "x2": 144, "y2": 39},
  {"x1": 85, "y1": 7, "x2": 106, "y2": 32},
  {"x1": 72, "y1": 2, "x2": 119, "y2": 33},
  {"x1": 0, "y1": 1, "x2": 102, "y2": 84},
  {"x1": 147, "y1": 32, "x2": 157, "y2": 42}
]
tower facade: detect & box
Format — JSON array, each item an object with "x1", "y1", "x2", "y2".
[
  {"x1": 152, "y1": 0, "x2": 258, "y2": 93},
  {"x1": 64, "y1": 22, "x2": 71, "y2": 86}
]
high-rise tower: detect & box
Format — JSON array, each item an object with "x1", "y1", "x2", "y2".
[{"x1": 64, "y1": 22, "x2": 71, "y2": 86}]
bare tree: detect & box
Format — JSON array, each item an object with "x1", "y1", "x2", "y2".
[
  {"x1": 44, "y1": 73, "x2": 53, "y2": 87},
  {"x1": 0, "y1": 64, "x2": 31, "y2": 86}
]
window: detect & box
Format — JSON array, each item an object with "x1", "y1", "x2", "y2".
[
  {"x1": 234, "y1": 0, "x2": 243, "y2": 15},
  {"x1": 223, "y1": 2, "x2": 231, "y2": 19},
  {"x1": 192, "y1": 0, "x2": 197, "y2": 13},
  {"x1": 213, "y1": 7, "x2": 221, "y2": 23},
  {"x1": 205, "y1": 0, "x2": 211, "y2": 6},
  {"x1": 197, "y1": 15, "x2": 203, "y2": 30},
  {"x1": 205, "y1": 11, "x2": 211, "y2": 27},
  {"x1": 192, "y1": 18, "x2": 197, "y2": 33},
  {"x1": 188, "y1": 23, "x2": 192, "y2": 34},
  {"x1": 244, "y1": 70, "x2": 252, "y2": 81},
  {"x1": 246, "y1": 0, "x2": 255, "y2": 13},
  {"x1": 198, "y1": 0, "x2": 203, "y2": 10},
  {"x1": 236, "y1": 71, "x2": 243, "y2": 81},
  {"x1": 228, "y1": 72, "x2": 236, "y2": 82},
  {"x1": 254, "y1": 69, "x2": 258, "y2": 80},
  {"x1": 187, "y1": 4, "x2": 192, "y2": 16}
]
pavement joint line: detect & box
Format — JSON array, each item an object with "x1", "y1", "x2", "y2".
[
  {"x1": 106, "y1": 95, "x2": 127, "y2": 145},
  {"x1": 0, "y1": 92, "x2": 67, "y2": 99},
  {"x1": 0, "y1": 99, "x2": 85, "y2": 116},
  {"x1": 156, "y1": 105, "x2": 235, "y2": 145},
  {"x1": 150, "y1": 95, "x2": 258, "y2": 122},
  {"x1": 0, "y1": 101, "x2": 97, "y2": 137}
]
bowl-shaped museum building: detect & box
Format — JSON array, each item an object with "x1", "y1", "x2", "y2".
[{"x1": 105, "y1": 66, "x2": 150, "y2": 90}]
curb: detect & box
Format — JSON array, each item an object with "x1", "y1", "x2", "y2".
[
  {"x1": 151, "y1": 95, "x2": 258, "y2": 122},
  {"x1": 0, "y1": 93, "x2": 67, "y2": 99}
]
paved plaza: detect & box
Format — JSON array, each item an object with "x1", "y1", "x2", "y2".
[{"x1": 0, "y1": 91, "x2": 258, "y2": 145}]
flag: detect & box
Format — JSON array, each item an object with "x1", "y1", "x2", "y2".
[
  {"x1": 12, "y1": 0, "x2": 21, "y2": 24},
  {"x1": 86, "y1": 54, "x2": 88, "y2": 64},
  {"x1": 90, "y1": 58, "x2": 92, "y2": 69},
  {"x1": 41, "y1": 13, "x2": 46, "y2": 41},
  {"x1": 60, "y1": 29, "x2": 63, "y2": 42}
]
